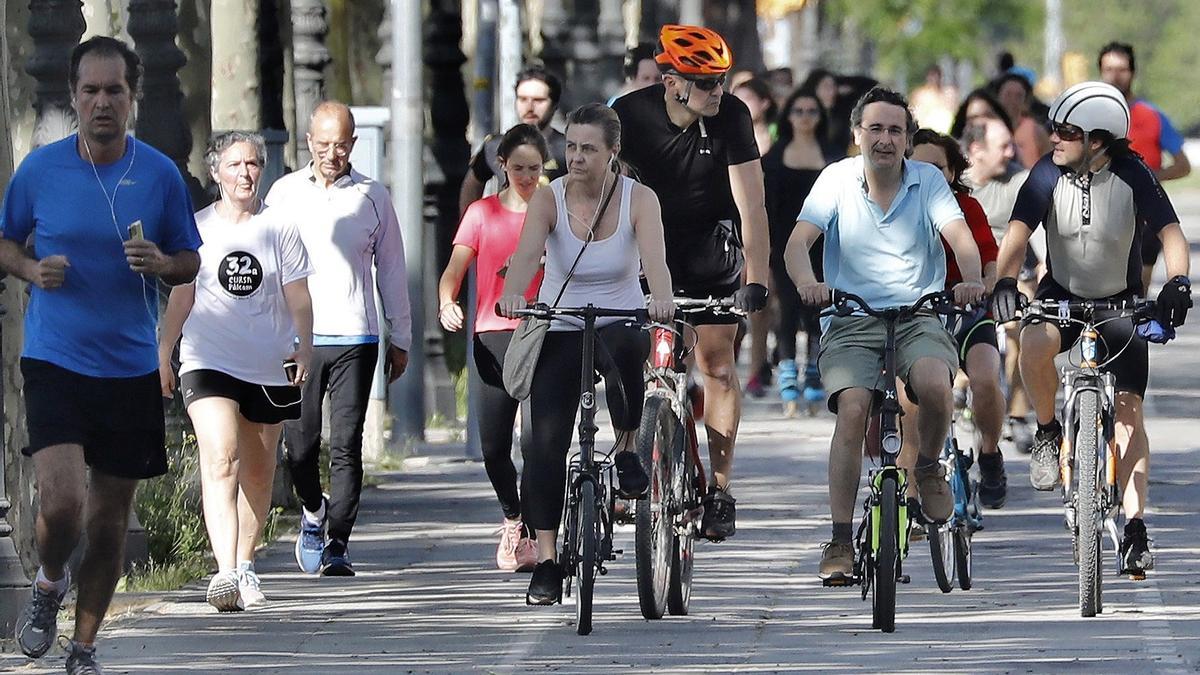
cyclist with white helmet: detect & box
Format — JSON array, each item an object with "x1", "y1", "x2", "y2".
[{"x1": 991, "y1": 81, "x2": 1191, "y2": 577}]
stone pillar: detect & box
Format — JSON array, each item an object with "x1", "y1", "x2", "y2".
[
  {"x1": 25, "y1": 0, "x2": 86, "y2": 148},
  {"x1": 639, "y1": 0, "x2": 680, "y2": 43},
  {"x1": 209, "y1": 0, "x2": 261, "y2": 131},
  {"x1": 291, "y1": 0, "x2": 331, "y2": 167},
  {"x1": 128, "y1": 0, "x2": 205, "y2": 206},
  {"x1": 597, "y1": 0, "x2": 625, "y2": 96},
  {"x1": 561, "y1": 0, "x2": 621, "y2": 111},
  {"x1": 538, "y1": 0, "x2": 568, "y2": 88}
]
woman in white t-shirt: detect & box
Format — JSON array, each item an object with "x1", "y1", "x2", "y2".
[{"x1": 158, "y1": 131, "x2": 314, "y2": 612}]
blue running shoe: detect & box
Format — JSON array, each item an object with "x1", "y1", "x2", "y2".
[
  {"x1": 778, "y1": 359, "x2": 800, "y2": 403},
  {"x1": 295, "y1": 503, "x2": 326, "y2": 575},
  {"x1": 320, "y1": 539, "x2": 355, "y2": 577}
]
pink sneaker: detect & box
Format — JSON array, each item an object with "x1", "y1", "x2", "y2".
[
  {"x1": 496, "y1": 519, "x2": 523, "y2": 571},
  {"x1": 514, "y1": 535, "x2": 538, "y2": 572}
]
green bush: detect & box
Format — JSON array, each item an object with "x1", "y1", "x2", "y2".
[{"x1": 135, "y1": 433, "x2": 208, "y2": 566}]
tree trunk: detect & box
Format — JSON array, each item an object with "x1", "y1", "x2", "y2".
[
  {"x1": 178, "y1": 0, "x2": 213, "y2": 189},
  {"x1": 210, "y1": 0, "x2": 261, "y2": 131},
  {"x1": 703, "y1": 0, "x2": 763, "y2": 75}
]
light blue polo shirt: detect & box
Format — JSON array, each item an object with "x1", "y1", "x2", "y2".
[{"x1": 798, "y1": 155, "x2": 963, "y2": 323}]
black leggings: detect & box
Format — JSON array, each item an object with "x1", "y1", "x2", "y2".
[
  {"x1": 770, "y1": 235, "x2": 823, "y2": 364},
  {"x1": 523, "y1": 324, "x2": 649, "y2": 531},
  {"x1": 472, "y1": 331, "x2": 522, "y2": 520}
]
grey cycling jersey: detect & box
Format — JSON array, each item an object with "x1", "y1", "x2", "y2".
[{"x1": 1010, "y1": 153, "x2": 1177, "y2": 299}]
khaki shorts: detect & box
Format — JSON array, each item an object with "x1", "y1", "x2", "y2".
[{"x1": 817, "y1": 314, "x2": 957, "y2": 412}]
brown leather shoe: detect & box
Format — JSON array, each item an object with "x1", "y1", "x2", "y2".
[{"x1": 915, "y1": 463, "x2": 953, "y2": 523}]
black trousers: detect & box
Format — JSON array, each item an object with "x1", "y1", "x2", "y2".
[
  {"x1": 473, "y1": 331, "x2": 522, "y2": 520},
  {"x1": 523, "y1": 325, "x2": 648, "y2": 531},
  {"x1": 283, "y1": 343, "x2": 378, "y2": 542}
]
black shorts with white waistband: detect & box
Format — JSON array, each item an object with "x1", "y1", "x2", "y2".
[{"x1": 181, "y1": 369, "x2": 302, "y2": 424}]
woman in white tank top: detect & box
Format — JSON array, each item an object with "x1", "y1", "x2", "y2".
[{"x1": 497, "y1": 103, "x2": 674, "y2": 605}]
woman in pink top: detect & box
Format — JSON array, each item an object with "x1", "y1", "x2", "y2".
[{"x1": 438, "y1": 124, "x2": 547, "y2": 573}]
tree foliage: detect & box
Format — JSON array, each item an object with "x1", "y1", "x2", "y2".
[{"x1": 824, "y1": 0, "x2": 1041, "y2": 81}]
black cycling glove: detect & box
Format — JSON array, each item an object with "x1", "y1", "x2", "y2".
[
  {"x1": 1156, "y1": 275, "x2": 1192, "y2": 327},
  {"x1": 733, "y1": 283, "x2": 769, "y2": 313},
  {"x1": 991, "y1": 277, "x2": 1024, "y2": 324}
]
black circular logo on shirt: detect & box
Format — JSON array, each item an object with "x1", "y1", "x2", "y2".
[{"x1": 218, "y1": 251, "x2": 263, "y2": 297}]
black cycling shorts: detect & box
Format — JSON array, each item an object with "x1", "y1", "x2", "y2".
[
  {"x1": 181, "y1": 369, "x2": 302, "y2": 425},
  {"x1": 21, "y1": 358, "x2": 167, "y2": 479},
  {"x1": 1025, "y1": 284, "x2": 1148, "y2": 397},
  {"x1": 951, "y1": 314, "x2": 999, "y2": 369}
]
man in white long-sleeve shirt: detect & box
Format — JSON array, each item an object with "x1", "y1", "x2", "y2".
[{"x1": 265, "y1": 101, "x2": 412, "y2": 577}]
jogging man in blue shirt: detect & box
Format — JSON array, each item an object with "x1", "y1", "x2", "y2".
[{"x1": 0, "y1": 37, "x2": 201, "y2": 672}]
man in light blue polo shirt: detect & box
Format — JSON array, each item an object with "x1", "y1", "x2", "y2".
[{"x1": 784, "y1": 86, "x2": 985, "y2": 583}]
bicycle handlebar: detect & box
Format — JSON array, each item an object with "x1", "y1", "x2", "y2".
[
  {"x1": 504, "y1": 303, "x2": 650, "y2": 322},
  {"x1": 1021, "y1": 297, "x2": 1156, "y2": 321},
  {"x1": 822, "y1": 289, "x2": 969, "y2": 320}
]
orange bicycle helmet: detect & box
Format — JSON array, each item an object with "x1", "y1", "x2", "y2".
[{"x1": 654, "y1": 24, "x2": 732, "y2": 76}]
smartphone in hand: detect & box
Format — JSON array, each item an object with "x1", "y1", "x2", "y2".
[{"x1": 128, "y1": 220, "x2": 144, "y2": 241}]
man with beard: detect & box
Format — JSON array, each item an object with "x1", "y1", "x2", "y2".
[
  {"x1": 611, "y1": 24, "x2": 771, "y2": 541},
  {"x1": 459, "y1": 66, "x2": 567, "y2": 215},
  {"x1": 0, "y1": 37, "x2": 201, "y2": 672}
]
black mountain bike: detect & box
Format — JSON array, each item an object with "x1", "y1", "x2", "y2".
[{"x1": 512, "y1": 304, "x2": 647, "y2": 636}]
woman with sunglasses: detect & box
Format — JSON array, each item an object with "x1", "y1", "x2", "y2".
[{"x1": 763, "y1": 87, "x2": 843, "y2": 416}]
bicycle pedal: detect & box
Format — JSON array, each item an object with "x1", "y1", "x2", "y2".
[{"x1": 898, "y1": 574, "x2": 911, "y2": 584}]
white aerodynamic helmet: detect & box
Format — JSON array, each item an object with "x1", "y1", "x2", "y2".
[{"x1": 1048, "y1": 81, "x2": 1130, "y2": 140}]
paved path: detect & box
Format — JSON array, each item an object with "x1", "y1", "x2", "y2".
[{"x1": 4, "y1": 189, "x2": 1200, "y2": 674}]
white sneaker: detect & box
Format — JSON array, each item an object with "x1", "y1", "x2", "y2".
[
  {"x1": 206, "y1": 570, "x2": 243, "y2": 612},
  {"x1": 237, "y1": 563, "x2": 266, "y2": 608}
]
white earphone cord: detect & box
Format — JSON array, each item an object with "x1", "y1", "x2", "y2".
[{"x1": 82, "y1": 134, "x2": 156, "y2": 322}]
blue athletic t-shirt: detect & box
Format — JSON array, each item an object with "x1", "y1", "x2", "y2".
[{"x1": 0, "y1": 135, "x2": 202, "y2": 377}]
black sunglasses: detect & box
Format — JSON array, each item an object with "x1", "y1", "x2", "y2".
[
  {"x1": 681, "y1": 74, "x2": 726, "y2": 91},
  {"x1": 1048, "y1": 121, "x2": 1084, "y2": 142}
]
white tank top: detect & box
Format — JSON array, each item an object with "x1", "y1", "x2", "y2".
[{"x1": 539, "y1": 175, "x2": 644, "y2": 331}]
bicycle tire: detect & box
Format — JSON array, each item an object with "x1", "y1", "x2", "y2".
[
  {"x1": 873, "y1": 474, "x2": 899, "y2": 633},
  {"x1": 667, "y1": 412, "x2": 697, "y2": 616},
  {"x1": 954, "y1": 527, "x2": 972, "y2": 590},
  {"x1": 575, "y1": 479, "x2": 598, "y2": 635},
  {"x1": 927, "y1": 522, "x2": 955, "y2": 593},
  {"x1": 635, "y1": 396, "x2": 675, "y2": 620},
  {"x1": 1076, "y1": 390, "x2": 1102, "y2": 618}
]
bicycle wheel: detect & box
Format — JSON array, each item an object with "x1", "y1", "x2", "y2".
[
  {"x1": 667, "y1": 413, "x2": 697, "y2": 616},
  {"x1": 954, "y1": 527, "x2": 972, "y2": 590},
  {"x1": 1075, "y1": 390, "x2": 1103, "y2": 618},
  {"x1": 635, "y1": 396, "x2": 676, "y2": 620},
  {"x1": 575, "y1": 479, "x2": 598, "y2": 635},
  {"x1": 927, "y1": 522, "x2": 955, "y2": 593},
  {"x1": 872, "y1": 474, "x2": 899, "y2": 633}
]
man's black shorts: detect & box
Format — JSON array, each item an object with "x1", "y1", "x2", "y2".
[
  {"x1": 21, "y1": 358, "x2": 167, "y2": 479},
  {"x1": 181, "y1": 369, "x2": 302, "y2": 425},
  {"x1": 951, "y1": 313, "x2": 999, "y2": 369}
]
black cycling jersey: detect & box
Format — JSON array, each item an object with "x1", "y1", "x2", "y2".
[
  {"x1": 468, "y1": 127, "x2": 567, "y2": 186},
  {"x1": 612, "y1": 84, "x2": 759, "y2": 237},
  {"x1": 612, "y1": 84, "x2": 759, "y2": 290}
]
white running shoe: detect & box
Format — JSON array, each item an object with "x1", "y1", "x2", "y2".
[
  {"x1": 237, "y1": 563, "x2": 266, "y2": 608},
  {"x1": 206, "y1": 570, "x2": 243, "y2": 612}
]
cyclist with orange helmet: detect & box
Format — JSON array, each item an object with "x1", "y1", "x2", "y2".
[{"x1": 611, "y1": 24, "x2": 771, "y2": 540}]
